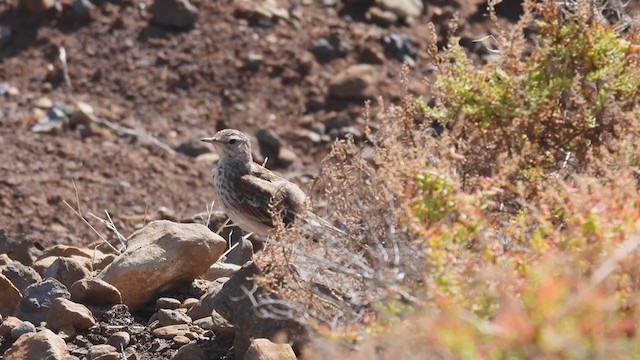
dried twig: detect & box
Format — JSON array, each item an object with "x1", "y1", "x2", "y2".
[
  {"x1": 88, "y1": 115, "x2": 177, "y2": 156},
  {"x1": 62, "y1": 200, "x2": 121, "y2": 255},
  {"x1": 58, "y1": 46, "x2": 72, "y2": 90},
  {"x1": 88, "y1": 211, "x2": 127, "y2": 251}
]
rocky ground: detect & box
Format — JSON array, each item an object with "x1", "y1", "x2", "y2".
[
  {"x1": 4, "y1": 0, "x2": 637, "y2": 359},
  {"x1": 0, "y1": 220, "x2": 299, "y2": 359},
  {"x1": 0, "y1": 0, "x2": 521, "y2": 247}
]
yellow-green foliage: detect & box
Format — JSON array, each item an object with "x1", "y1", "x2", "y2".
[
  {"x1": 418, "y1": 7, "x2": 640, "y2": 194},
  {"x1": 422, "y1": 17, "x2": 639, "y2": 127},
  {"x1": 306, "y1": 1, "x2": 640, "y2": 359}
]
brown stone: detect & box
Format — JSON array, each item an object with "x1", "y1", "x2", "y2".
[
  {"x1": 172, "y1": 342, "x2": 207, "y2": 360},
  {"x1": 157, "y1": 308, "x2": 192, "y2": 326},
  {"x1": 152, "y1": 324, "x2": 192, "y2": 339},
  {"x1": 43, "y1": 257, "x2": 91, "y2": 288},
  {"x1": 244, "y1": 338, "x2": 297, "y2": 360},
  {"x1": 1, "y1": 262, "x2": 42, "y2": 295},
  {"x1": 46, "y1": 298, "x2": 96, "y2": 331},
  {"x1": 212, "y1": 262, "x2": 308, "y2": 355},
  {"x1": 96, "y1": 221, "x2": 225, "y2": 311},
  {"x1": 0, "y1": 316, "x2": 23, "y2": 337},
  {"x1": 0, "y1": 274, "x2": 22, "y2": 317},
  {"x1": 2, "y1": 328, "x2": 68, "y2": 360},
  {"x1": 69, "y1": 278, "x2": 122, "y2": 305},
  {"x1": 87, "y1": 344, "x2": 119, "y2": 360},
  {"x1": 106, "y1": 331, "x2": 131, "y2": 350},
  {"x1": 201, "y1": 262, "x2": 241, "y2": 281},
  {"x1": 328, "y1": 64, "x2": 379, "y2": 100}
]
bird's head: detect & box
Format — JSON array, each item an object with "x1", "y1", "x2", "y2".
[{"x1": 201, "y1": 129, "x2": 253, "y2": 163}]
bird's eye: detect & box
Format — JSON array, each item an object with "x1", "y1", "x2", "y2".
[{"x1": 228, "y1": 139, "x2": 237, "y2": 145}]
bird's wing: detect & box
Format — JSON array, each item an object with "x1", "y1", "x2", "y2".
[{"x1": 235, "y1": 164, "x2": 307, "y2": 228}]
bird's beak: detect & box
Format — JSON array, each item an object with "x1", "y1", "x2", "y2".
[{"x1": 200, "y1": 137, "x2": 218, "y2": 143}]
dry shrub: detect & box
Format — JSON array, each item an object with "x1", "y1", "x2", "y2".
[{"x1": 248, "y1": 0, "x2": 640, "y2": 357}]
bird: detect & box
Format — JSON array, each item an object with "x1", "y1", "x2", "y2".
[{"x1": 200, "y1": 129, "x2": 309, "y2": 236}]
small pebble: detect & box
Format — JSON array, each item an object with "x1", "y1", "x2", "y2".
[
  {"x1": 172, "y1": 335, "x2": 191, "y2": 347},
  {"x1": 156, "y1": 297, "x2": 181, "y2": 310},
  {"x1": 106, "y1": 331, "x2": 131, "y2": 350}
]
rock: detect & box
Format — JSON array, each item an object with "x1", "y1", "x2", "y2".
[
  {"x1": 96, "y1": 221, "x2": 226, "y2": 311},
  {"x1": 233, "y1": 0, "x2": 289, "y2": 27},
  {"x1": 225, "y1": 238, "x2": 254, "y2": 265},
  {"x1": 157, "y1": 309, "x2": 192, "y2": 326},
  {"x1": 87, "y1": 344, "x2": 119, "y2": 360},
  {"x1": 357, "y1": 45, "x2": 386, "y2": 64},
  {"x1": 366, "y1": 6, "x2": 398, "y2": 26},
  {"x1": 151, "y1": 0, "x2": 199, "y2": 29},
  {"x1": 328, "y1": 64, "x2": 379, "y2": 100},
  {"x1": 0, "y1": 316, "x2": 22, "y2": 337},
  {"x1": 186, "y1": 281, "x2": 225, "y2": 321},
  {"x1": 0, "y1": 274, "x2": 22, "y2": 317},
  {"x1": 32, "y1": 256, "x2": 60, "y2": 275},
  {"x1": 375, "y1": 0, "x2": 423, "y2": 20},
  {"x1": 43, "y1": 257, "x2": 91, "y2": 289},
  {"x1": 256, "y1": 128, "x2": 283, "y2": 163},
  {"x1": 383, "y1": 33, "x2": 417, "y2": 66},
  {"x1": 1, "y1": 262, "x2": 42, "y2": 294},
  {"x1": 175, "y1": 140, "x2": 210, "y2": 158},
  {"x1": 0, "y1": 82, "x2": 10, "y2": 96},
  {"x1": 152, "y1": 324, "x2": 193, "y2": 339},
  {"x1": 31, "y1": 106, "x2": 68, "y2": 134},
  {"x1": 0, "y1": 253, "x2": 12, "y2": 265},
  {"x1": 46, "y1": 298, "x2": 96, "y2": 331},
  {"x1": 34, "y1": 97, "x2": 53, "y2": 109},
  {"x1": 202, "y1": 262, "x2": 241, "y2": 281},
  {"x1": 244, "y1": 53, "x2": 264, "y2": 71},
  {"x1": 94, "y1": 254, "x2": 117, "y2": 271},
  {"x1": 212, "y1": 262, "x2": 309, "y2": 355},
  {"x1": 0, "y1": 25, "x2": 11, "y2": 49},
  {"x1": 244, "y1": 338, "x2": 297, "y2": 360},
  {"x1": 329, "y1": 125, "x2": 363, "y2": 141},
  {"x1": 172, "y1": 335, "x2": 191, "y2": 346},
  {"x1": 293, "y1": 128, "x2": 324, "y2": 143},
  {"x1": 68, "y1": 101, "x2": 94, "y2": 126},
  {"x1": 124, "y1": 347, "x2": 139, "y2": 360},
  {"x1": 173, "y1": 342, "x2": 207, "y2": 360},
  {"x1": 7, "y1": 85, "x2": 20, "y2": 96},
  {"x1": 276, "y1": 148, "x2": 297, "y2": 168},
  {"x1": 106, "y1": 331, "x2": 130, "y2": 350},
  {"x1": 69, "y1": 278, "x2": 122, "y2": 305},
  {"x1": 10, "y1": 320, "x2": 36, "y2": 339},
  {"x1": 310, "y1": 36, "x2": 348, "y2": 63},
  {"x1": 194, "y1": 310, "x2": 234, "y2": 336},
  {"x1": 0, "y1": 230, "x2": 43, "y2": 266},
  {"x1": 195, "y1": 152, "x2": 220, "y2": 165},
  {"x1": 323, "y1": 114, "x2": 351, "y2": 131},
  {"x1": 16, "y1": 278, "x2": 71, "y2": 325},
  {"x1": 72, "y1": 0, "x2": 96, "y2": 20},
  {"x1": 310, "y1": 38, "x2": 335, "y2": 62},
  {"x1": 2, "y1": 328, "x2": 68, "y2": 360},
  {"x1": 41, "y1": 244, "x2": 99, "y2": 259},
  {"x1": 21, "y1": 0, "x2": 55, "y2": 14},
  {"x1": 156, "y1": 297, "x2": 182, "y2": 310}
]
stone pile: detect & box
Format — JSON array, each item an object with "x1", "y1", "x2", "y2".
[{"x1": 0, "y1": 220, "x2": 299, "y2": 360}]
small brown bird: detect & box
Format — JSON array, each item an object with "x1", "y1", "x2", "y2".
[{"x1": 201, "y1": 129, "x2": 308, "y2": 236}]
